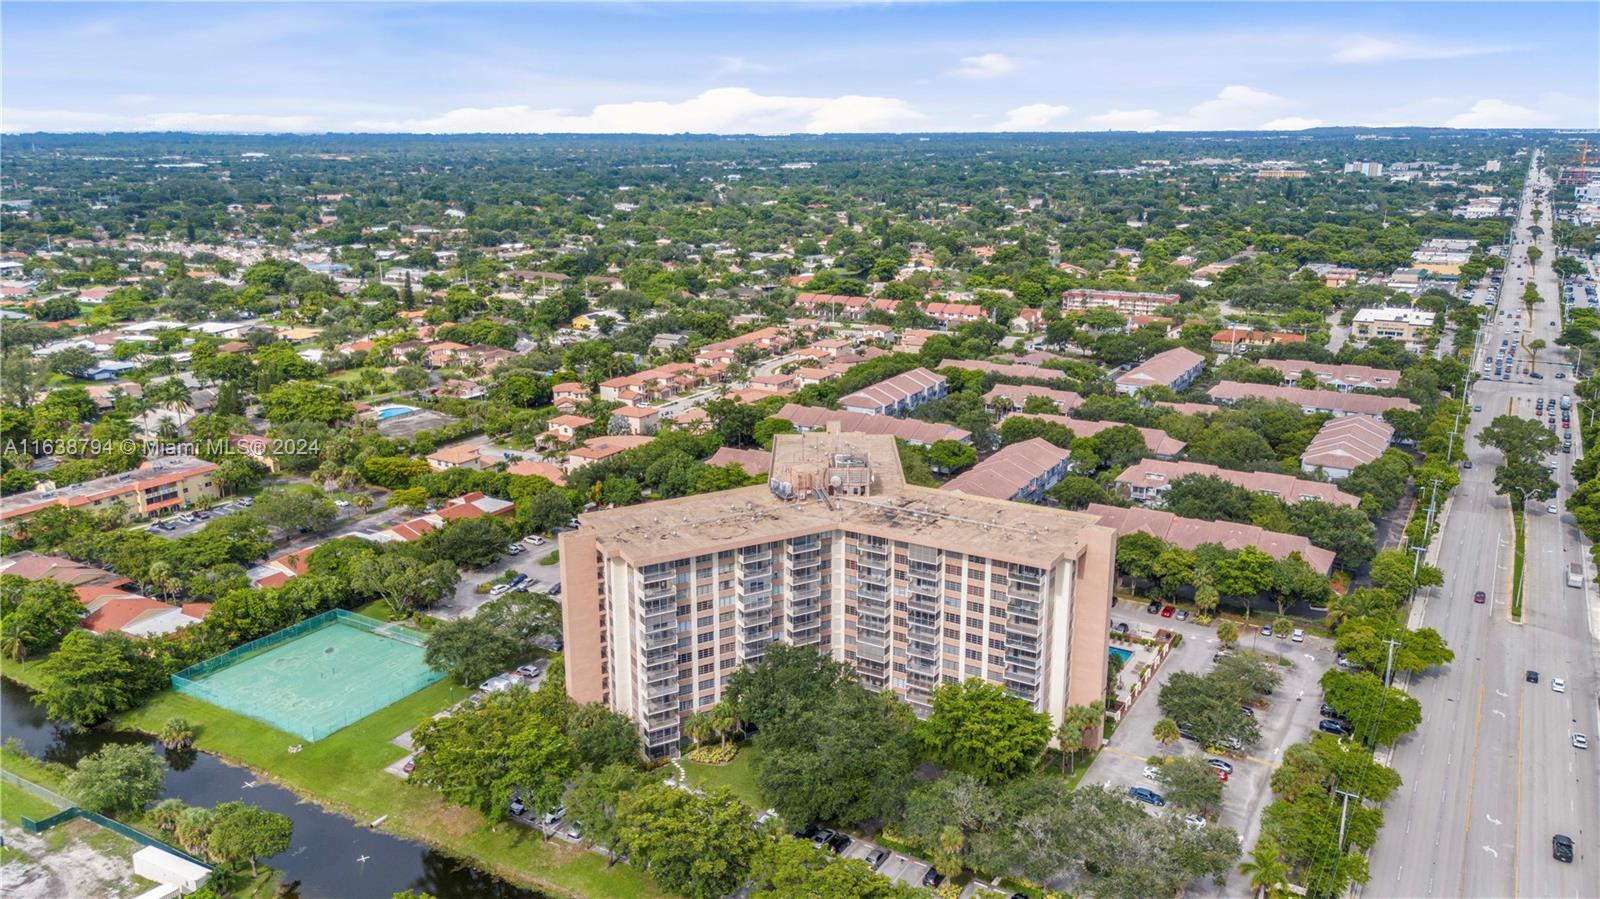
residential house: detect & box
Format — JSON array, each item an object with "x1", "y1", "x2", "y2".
[
  {"x1": 610, "y1": 406, "x2": 661, "y2": 436},
  {"x1": 229, "y1": 433, "x2": 278, "y2": 472},
  {"x1": 426, "y1": 443, "x2": 484, "y2": 472},
  {"x1": 1257, "y1": 360, "x2": 1401, "y2": 392},
  {"x1": 707, "y1": 446, "x2": 772, "y2": 476},
  {"x1": 505, "y1": 459, "x2": 567, "y2": 486},
  {"x1": 541, "y1": 414, "x2": 594, "y2": 447},
  {"x1": 1210, "y1": 329, "x2": 1307, "y2": 354},
  {"x1": 566, "y1": 435, "x2": 656, "y2": 472}
]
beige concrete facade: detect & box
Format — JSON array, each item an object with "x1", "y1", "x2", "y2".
[{"x1": 559, "y1": 428, "x2": 1115, "y2": 758}]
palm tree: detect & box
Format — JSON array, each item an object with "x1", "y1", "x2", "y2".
[
  {"x1": 934, "y1": 824, "x2": 965, "y2": 878},
  {"x1": 146, "y1": 561, "x2": 181, "y2": 603},
  {"x1": 682, "y1": 712, "x2": 714, "y2": 748},
  {"x1": 352, "y1": 492, "x2": 374, "y2": 512},
  {"x1": 1216, "y1": 620, "x2": 1240, "y2": 648},
  {"x1": 1056, "y1": 701, "x2": 1103, "y2": 774},
  {"x1": 159, "y1": 717, "x2": 197, "y2": 750},
  {"x1": 703, "y1": 700, "x2": 738, "y2": 749},
  {"x1": 1152, "y1": 717, "x2": 1181, "y2": 751},
  {"x1": 1, "y1": 631, "x2": 27, "y2": 663},
  {"x1": 1238, "y1": 835, "x2": 1293, "y2": 899}
]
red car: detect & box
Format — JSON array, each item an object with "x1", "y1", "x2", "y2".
[
  {"x1": 1160, "y1": 606, "x2": 1176, "y2": 618},
  {"x1": 1474, "y1": 590, "x2": 1487, "y2": 604}
]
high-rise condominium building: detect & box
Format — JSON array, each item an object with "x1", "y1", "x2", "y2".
[{"x1": 559, "y1": 425, "x2": 1115, "y2": 758}]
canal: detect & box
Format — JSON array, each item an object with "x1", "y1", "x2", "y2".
[{"x1": 1, "y1": 679, "x2": 547, "y2": 899}]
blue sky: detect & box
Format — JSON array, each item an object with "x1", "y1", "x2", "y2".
[{"x1": 3, "y1": 2, "x2": 1596, "y2": 133}]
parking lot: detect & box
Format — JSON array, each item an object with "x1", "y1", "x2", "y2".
[
  {"x1": 432, "y1": 534, "x2": 564, "y2": 620},
  {"x1": 838, "y1": 835, "x2": 935, "y2": 890},
  {"x1": 1085, "y1": 599, "x2": 1335, "y2": 897}
]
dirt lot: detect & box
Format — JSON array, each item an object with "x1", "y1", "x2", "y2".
[{"x1": 0, "y1": 820, "x2": 157, "y2": 899}]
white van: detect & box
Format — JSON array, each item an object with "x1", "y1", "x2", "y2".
[{"x1": 1568, "y1": 563, "x2": 1584, "y2": 588}]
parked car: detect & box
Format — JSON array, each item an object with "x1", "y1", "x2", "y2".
[
  {"x1": 1320, "y1": 704, "x2": 1347, "y2": 721},
  {"x1": 809, "y1": 828, "x2": 835, "y2": 849},
  {"x1": 402, "y1": 759, "x2": 415, "y2": 774},
  {"x1": 922, "y1": 869, "x2": 947, "y2": 888},
  {"x1": 516, "y1": 662, "x2": 546, "y2": 678},
  {"x1": 542, "y1": 806, "x2": 565, "y2": 826},
  {"x1": 508, "y1": 797, "x2": 526, "y2": 816},
  {"x1": 1260, "y1": 625, "x2": 1273, "y2": 637},
  {"x1": 1142, "y1": 765, "x2": 1161, "y2": 780},
  {"x1": 506, "y1": 544, "x2": 523, "y2": 555},
  {"x1": 565, "y1": 822, "x2": 581, "y2": 840},
  {"x1": 549, "y1": 582, "x2": 562, "y2": 596},
  {"x1": 1206, "y1": 758, "x2": 1234, "y2": 774},
  {"x1": 1160, "y1": 606, "x2": 1175, "y2": 618},
  {"x1": 523, "y1": 534, "x2": 546, "y2": 546},
  {"x1": 825, "y1": 832, "x2": 852, "y2": 854},
  {"x1": 334, "y1": 499, "x2": 350, "y2": 508},
  {"x1": 1318, "y1": 719, "x2": 1352, "y2": 736},
  {"x1": 1183, "y1": 814, "x2": 1207, "y2": 829},
  {"x1": 1114, "y1": 622, "x2": 1130, "y2": 634},
  {"x1": 1291, "y1": 628, "x2": 1304, "y2": 643},
  {"x1": 864, "y1": 848, "x2": 889, "y2": 870},
  {"x1": 1128, "y1": 787, "x2": 1165, "y2": 807},
  {"x1": 490, "y1": 584, "x2": 512, "y2": 597},
  {"x1": 1146, "y1": 600, "x2": 1162, "y2": 614},
  {"x1": 1176, "y1": 610, "x2": 1189, "y2": 622}
]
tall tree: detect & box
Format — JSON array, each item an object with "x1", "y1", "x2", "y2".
[
  {"x1": 206, "y1": 802, "x2": 293, "y2": 876},
  {"x1": 917, "y1": 679, "x2": 1053, "y2": 784}
]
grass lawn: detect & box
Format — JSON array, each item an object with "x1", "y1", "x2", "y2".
[
  {"x1": 0, "y1": 778, "x2": 65, "y2": 825},
  {"x1": 680, "y1": 746, "x2": 764, "y2": 810},
  {"x1": 116, "y1": 681, "x2": 668, "y2": 899},
  {"x1": 352, "y1": 599, "x2": 401, "y2": 622},
  {"x1": 0, "y1": 656, "x2": 51, "y2": 691}
]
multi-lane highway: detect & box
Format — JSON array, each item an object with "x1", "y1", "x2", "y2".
[{"x1": 1367, "y1": 151, "x2": 1600, "y2": 898}]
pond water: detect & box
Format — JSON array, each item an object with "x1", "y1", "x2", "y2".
[{"x1": 0, "y1": 679, "x2": 547, "y2": 899}]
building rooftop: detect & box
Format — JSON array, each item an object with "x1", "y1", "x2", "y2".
[
  {"x1": 1087, "y1": 503, "x2": 1335, "y2": 574},
  {"x1": 838, "y1": 367, "x2": 945, "y2": 410},
  {"x1": 576, "y1": 429, "x2": 1107, "y2": 567},
  {"x1": 1207, "y1": 381, "x2": 1417, "y2": 416},
  {"x1": 1116, "y1": 458, "x2": 1360, "y2": 508},
  {"x1": 0, "y1": 456, "x2": 218, "y2": 522},
  {"x1": 1301, "y1": 417, "x2": 1395, "y2": 472},
  {"x1": 1353, "y1": 306, "x2": 1435, "y2": 326},
  {"x1": 1115, "y1": 347, "x2": 1206, "y2": 390},
  {"x1": 1012, "y1": 413, "x2": 1187, "y2": 458},
  {"x1": 775, "y1": 403, "x2": 970, "y2": 445},
  {"x1": 941, "y1": 438, "x2": 1070, "y2": 500}
]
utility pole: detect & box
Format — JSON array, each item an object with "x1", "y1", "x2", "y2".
[
  {"x1": 1421, "y1": 477, "x2": 1444, "y2": 545},
  {"x1": 1383, "y1": 636, "x2": 1402, "y2": 688}
]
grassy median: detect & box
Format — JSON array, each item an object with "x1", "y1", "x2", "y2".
[{"x1": 1511, "y1": 507, "x2": 1526, "y2": 622}]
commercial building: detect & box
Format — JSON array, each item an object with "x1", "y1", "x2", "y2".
[
  {"x1": 1207, "y1": 381, "x2": 1417, "y2": 420},
  {"x1": 838, "y1": 368, "x2": 948, "y2": 416},
  {"x1": 1061, "y1": 288, "x2": 1180, "y2": 317},
  {"x1": 1115, "y1": 458, "x2": 1359, "y2": 508},
  {"x1": 1300, "y1": 417, "x2": 1395, "y2": 480},
  {"x1": 559, "y1": 427, "x2": 1115, "y2": 758},
  {"x1": 1343, "y1": 161, "x2": 1384, "y2": 177},
  {"x1": 1114, "y1": 347, "x2": 1207, "y2": 396},
  {"x1": 1350, "y1": 307, "x2": 1436, "y2": 350},
  {"x1": 0, "y1": 456, "x2": 220, "y2": 526}
]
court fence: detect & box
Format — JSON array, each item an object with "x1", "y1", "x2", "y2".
[{"x1": 171, "y1": 608, "x2": 441, "y2": 742}]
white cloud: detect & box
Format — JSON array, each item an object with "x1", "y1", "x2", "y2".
[
  {"x1": 1334, "y1": 36, "x2": 1515, "y2": 64},
  {"x1": 995, "y1": 104, "x2": 1070, "y2": 131},
  {"x1": 953, "y1": 52, "x2": 1018, "y2": 79},
  {"x1": 1444, "y1": 98, "x2": 1548, "y2": 128},
  {"x1": 1176, "y1": 85, "x2": 1289, "y2": 129},
  {"x1": 353, "y1": 88, "x2": 926, "y2": 134},
  {"x1": 1085, "y1": 108, "x2": 1164, "y2": 130},
  {"x1": 1262, "y1": 116, "x2": 1324, "y2": 131}
]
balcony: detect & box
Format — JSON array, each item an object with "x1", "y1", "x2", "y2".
[
  {"x1": 1004, "y1": 665, "x2": 1042, "y2": 689},
  {"x1": 1005, "y1": 619, "x2": 1041, "y2": 641},
  {"x1": 855, "y1": 634, "x2": 888, "y2": 661},
  {"x1": 906, "y1": 655, "x2": 939, "y2": 677},
  {"x1": 641, "y1": 644, "x2": 677, "y2": 666},
  {"x1": 641, "y1": 598, "x2": 676, "y2": 623},
  {"x1": 645, "y1": 680, "x2": 678, "y2": 702},
  {"x1": 739, "y1": 547, "x2": 772, "y2": 564},
  {"x1": 644, "y1": 661, "x2": 676, "y2": 685},
  {"x1": 642, "y1": 625, "x2": 676, "y2": 651},
  {"x1": 789, "y1": 566, "x2": 823, "y2": 587},
  {"x1": 788, "y1": 623, "x2": 822, "y2": 644},
  {"x1": 645, "y1": 725, "x2": 680, "y2": 748}
]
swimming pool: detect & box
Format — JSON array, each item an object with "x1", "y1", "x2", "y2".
[
  {"x1": 1109, "y1": 647, "x2": 1133, "y2": 664},
  {"x1": 374, "y1": 405, "x2": 417, "y2": 421}
]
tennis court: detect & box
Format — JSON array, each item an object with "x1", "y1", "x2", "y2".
[{"x1": 173, "y1": 610, "x2": 443, "y2": 741}]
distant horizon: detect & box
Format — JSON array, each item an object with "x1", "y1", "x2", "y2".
[
  {"x1": 6, "y1": 125, "x2": 1598, "y2": 139},
  {"x1": 3, "y1": 2, "x2": 1595, "y2": 135}
]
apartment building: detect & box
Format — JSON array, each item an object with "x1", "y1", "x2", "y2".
[
  {"x1": 0, "y1": 456, "x2": 220, "y2": 525},
  {"x1": 1087, "y1": 504, "x2": 1335, "y2": 575},
  {"x1": 1300, "y1": 417, "x2": 1395, "y2": 480},
  {"x1": 940, "y1": 438, "x2": 1072, "y2": 502},
  {"x1": 838, "y1": 367, "x2": 948, "y2": 416},
  {"x1": 1114, "y1": 347, "x2": 1207, "y2": 396},
  {"x1": 1061, "y1": 288, "x2": 1180, "y2": 317},
  {"x1": 1115, "y1": 458, "x2": 1359, "y2": 508},
  {"x1": 775, "y1": 403, "x2": 971, "y2": 447},
  {"x1": 559, "y1": 427, "x2": 1115, "y2": 758},
  {"x1": 1256, "y1": 360, "x2": 1401, "y2": 392},
  {"x1": 1206, "y1": 381, "x2": 1417, "y2": 420},
  {"x1": 1350, "y1": 307, "x2": 1436, "y2": 350}
]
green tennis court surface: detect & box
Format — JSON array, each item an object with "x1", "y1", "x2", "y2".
[{"x1": 173, "y1": 611, "x2": 443, "y2": 741}]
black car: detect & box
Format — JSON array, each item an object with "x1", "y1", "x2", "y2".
[
  {"x1": 826, "y1": 832, "x2": 852, "y2": 854},
  {"x1": 1527, "y1": 670, "x2": 1540, "y2": 684},
  {"x1": 923, "y1": 869, "x2": 947, "y2": 888},
  {"x1": 1553, "y1": 833, "x2": 1573, "y2": 863},
  {"x1": 1319, "y1": 704, "x2": 1347, "y2": 721},
  {"x1": 1318, "y1": 719, "x2": 1352, "y2": 736},
  {"x1": 1146, "y1": 600, "x2": 1162, "y2": 614},
  {"x1": 794, "y1": 823, "x2": 819, "y2": 841}
]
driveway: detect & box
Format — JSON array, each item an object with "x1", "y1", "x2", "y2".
[{"x1": 1088, "y1": 600, "x2": 1335, "y2": 897}]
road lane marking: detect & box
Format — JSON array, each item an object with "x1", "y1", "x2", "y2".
[
  {"x1": 1487, "y1": 814, "x2": 1502, "y2": 825},
  {"x1": 1484, "y1": 845, "x2": 1499, "y2": 858},
  {"x1": 1513, "y1": 684, "x2": 1524, "y2": 898},
  {"x1": 1492, "y1": 709, "x2": 1507, "y2": 718},
  {"x1": 1459, "y1": 679, "x2": 1486, "y2": 897}
]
